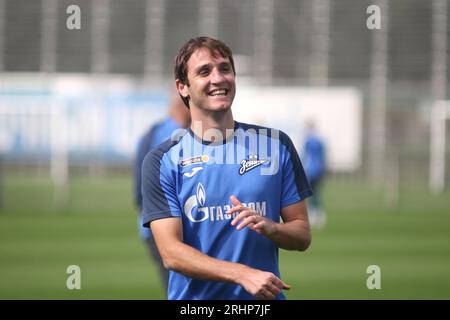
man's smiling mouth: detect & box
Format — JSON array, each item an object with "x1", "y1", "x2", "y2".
[{"x1": 208, "y1": 89, "x2": 228, "y2": 96}]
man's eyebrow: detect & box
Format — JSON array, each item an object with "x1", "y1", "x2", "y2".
[{"x1": 194, "y1": 63, "x2": 212, "y2": 74}]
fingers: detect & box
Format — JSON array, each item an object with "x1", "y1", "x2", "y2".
[
  {"x1": 230, "y1": 208, "x2": 265, "y2": 231},
  {"x1": 256, "y1": 277, "x2": 289, "y2": 300},
  {"x1": 254, "y1": 285, "x2": 278, "y2": 300},
  {"x1": 265, "y1": 283, "x2": 282, "y2": 297},
  {"x1": 243, "y1": 270, "x2": 290, "y2": 300},
  {"x1": 234, "y1": 212, "x2": 261, "y2": 230},
  {"x1": 228, "y1": 204, "x2": 245, "y2": 216},
  {"x1": 252, "y1": 220, "x2": 266, "y2": 230},
  {"x1": 229, "y1": 195, "x2": 266, "y2": 232},
  {"x1": 251, "y1": 219, "x2": 275, "y2": 236},
  {"x1": 256, "y1": 288, "x2": 276, "y2": 300},
  {"x1": 229, "y1": 198, "x2": 250, "y2": 226},
  {"x1": 227, "y1": 195, "x2": 243, "y2": 216},
  {"x1": 272, "y1": 277, "x2": 291, "y2": 291},
  {"x1": 230, "y1": 195, "x2": 241, "y2": 206}
]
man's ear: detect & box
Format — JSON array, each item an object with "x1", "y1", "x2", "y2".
[{"x1": 176, "y1": 79, "x2": 189, "y2": 99}]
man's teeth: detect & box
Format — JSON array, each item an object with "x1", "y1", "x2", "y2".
[{"x1": 209, "y1": 89, "x2": 227, "y2": 96}]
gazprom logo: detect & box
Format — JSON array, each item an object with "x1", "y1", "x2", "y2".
[
  {"x1": 184, "y1": 183, "x2": 209, "y2": 223},
  {"x1": 197, "y1": 183, "x2": 206, "y2": 206},
  {"x1": 183, "y1": 182, "x2": 267, "y2": 223}
]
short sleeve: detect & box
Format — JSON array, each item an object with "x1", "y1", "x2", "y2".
[
  {"x1": 141, "y1": 149, "x2": 181, "y2": 228},
  {"x1": 280, "y1": 131, "x2": 313, "y2": 208}
]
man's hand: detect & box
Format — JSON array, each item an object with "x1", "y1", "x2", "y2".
[
  {"x1": 238, "y1": 267, "x2": 290, "y2": 300},
  {"x1": 228, "y1": 195, "x2": 276, "y2": 236},
  {"x1": 151, "y1": 217, "x2": 289, "y2": 299}
]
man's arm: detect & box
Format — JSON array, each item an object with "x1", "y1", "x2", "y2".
[
  {"x1": 273, "y1": 200, "x2": 311, "y2": 251},
  {"x1": 150, "y1": 217, "x2": 290, "y2": 300},
  {"x1": 229, "y1": 196, "x2": 311, "y2": 251}
]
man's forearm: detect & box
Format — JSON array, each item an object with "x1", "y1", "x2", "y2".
[
  {"x1": 160, "y1": 240, "x2": 290, "y2": 299},
  {"x1": 228, "y1": 197, "x2": 311, "y2": 251},
  {"x1": 161, "y1": 241, "x2": 250, "y2": 285},
  {"x1": 267, "y1": 219, "x2": 311, "y2": 251}
]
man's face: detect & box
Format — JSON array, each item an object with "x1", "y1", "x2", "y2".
[{"x1": 177, "y1": 48, "x2": 236, "y2": 112}]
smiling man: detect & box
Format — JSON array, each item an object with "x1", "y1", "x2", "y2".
[{"x1": 141, "y1": 37, "x2": 313, "y2": 300}]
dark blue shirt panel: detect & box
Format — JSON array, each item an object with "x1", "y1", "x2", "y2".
[
  {"x1": 141, "y1": 138, "x2": 180, "y2": 228},
  {"x1": 278, "y1": 130, "x2": 314, "y2": 204}
]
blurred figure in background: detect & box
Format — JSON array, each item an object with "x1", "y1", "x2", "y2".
[
  {"x1": 302, "y1": 121, "x2": 327, "y2": 229},
  {"x1": 133, "y1": 86, "x2": 191, "y2": 294}
]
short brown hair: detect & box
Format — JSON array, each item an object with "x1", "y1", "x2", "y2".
[{"x1": 174, "y1": 37, "x2": 236, "y2": 108}]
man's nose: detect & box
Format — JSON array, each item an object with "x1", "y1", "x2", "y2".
[{"x1": 210, "y1": 68, "x2": 225, "y2": 83}]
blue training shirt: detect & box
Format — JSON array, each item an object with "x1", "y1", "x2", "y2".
[
  {"x1": 134, "y1": 117, "x2": 182, "y2": 239},
  {"x1": 141, "y1": 121, "x2": 313, "y2": 300}
]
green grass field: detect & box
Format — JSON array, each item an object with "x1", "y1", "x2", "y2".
[{"x1": 1, "y1": 174, "x2": 449, "y2": 299}]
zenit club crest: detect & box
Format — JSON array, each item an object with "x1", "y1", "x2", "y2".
[{"x1": 239, "y1": 154, "x2": 269, "y2": 175}]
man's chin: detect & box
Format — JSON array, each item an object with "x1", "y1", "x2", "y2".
[
  {"x1": 194, "y1": 101, "x2": 233, "y2": 112},
  {"x1": 217, "y1": 105, "x2": 232, "y2": 113},
  {"x1": 209, "y1": 103, "x2": 232, "y2": 111}
]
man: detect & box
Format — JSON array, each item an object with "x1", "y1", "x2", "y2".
[
  {"x1": 302, "y1": 121, "x2": 327, "y2": 229},
  {"x1": 141, "y1": 37, "x2": 312, "y2": 300},
  {"x1": 133, "y1": 86, "x2": 190, "y2": 293}
]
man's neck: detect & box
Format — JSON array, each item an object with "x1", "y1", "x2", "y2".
[
  {"x1": 168, "y1": 108, "x2": 189, "y2": 128},
  {"x1": 190, "y1": 109, "x2": 235, "y2": 143}
]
